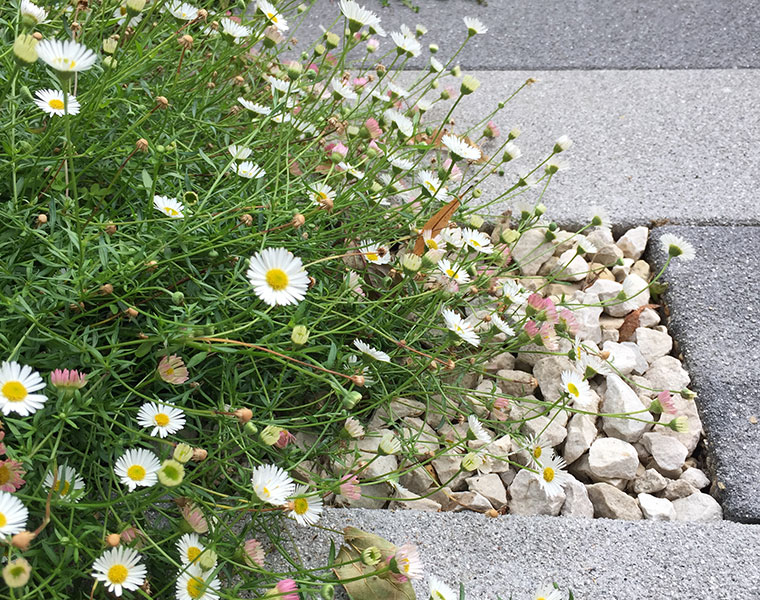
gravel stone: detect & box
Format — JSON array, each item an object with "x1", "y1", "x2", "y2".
[
  {"x1": 588, "y1": 438, "x2": 640, "y2": 480},
  {"x1": 673, "y1": 492, "x2": 724, "y2": 521},
  {"x1": 638, "y1": 493, "x2": 677, "y2": 521},
  {"x1": 586, "y1": 482, "x2": 643, "y2": 520}
]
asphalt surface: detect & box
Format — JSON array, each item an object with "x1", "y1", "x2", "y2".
[
  {"x1": 283, "y1": 508, "x2": 760, "y2": 599},
  {"x1": 296, "y1": 0, "x2": 760, "y2": 69},
  {"x1": 647, "y1": 226, "x2": 760, "y2": 523}
]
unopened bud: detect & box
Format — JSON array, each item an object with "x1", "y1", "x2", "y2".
[
  {"x1": 291, "y1": 325, "x2": 309, "y2": 346},
  {"x1": 234, "y1": 408, "x2": 253, "y2": 424},
  {"x1": 324, "y1": 31, "x2": 340, "y2": 49},
  {"x1": 191, "y1": 447, "x2": 208, "y2": 462},
  {"x1": 36, "y1": 213, "x2": 48, "y2": 225},
  {"x1": 106, "y1": 533, "x2": 121, "y2": 547},
  {"x1": 100, "y1": 283, "x2": 114, "y2": 295},
  {"x1": 13, "y1": 34, "x2": 38, "y2": 65}
]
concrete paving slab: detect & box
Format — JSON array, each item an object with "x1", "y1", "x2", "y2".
[
  {"x1": 393, "y1": 69, "x2": 760, "y2": 228},
  {"x1": 284, "y1": 508, "x2": 760, "y2": 598},
  {"x1": 647, "y1": 226, "x2": 760, "y2": 523},
  {"x1": 295, "y1": 0, "x2": 760, "y2": 70}
]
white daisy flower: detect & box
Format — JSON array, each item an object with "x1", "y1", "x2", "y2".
[
  {"x1": 561, "y1": 370, "x2": 591, "y2": 405},
  {"x1": 378, "y1": 431, "x2": 401, "y2": 455},
  {"x1": 524, "y1": 434, "x2": 552, "y2": 469},
  {"x1": 502, "y1": 141, "x2": 522, "y2": 162},
  {"x1": 417, "y1": 169, "x2": 446, "y2": 199},
  {"x1": 442, "y1": 308, "x2": 480, "y2": 346},
  {"x1": 310, "y1": 182, "x2": 335, "y2": 206},
  {"x1": 165, "y1": 1, "x2": 199, "y2": 20},
  {"x1": 343, "y1": 417, "x2": 365, "y2": 438},
  {"x1": 462, "y1": 227, "x2": 493, "y2": 254},
  {"x1": 533, "y1": 583, "x2": 563, "y2": 600},
  {"x1": 536, "y1": 453, "x2": 570, "y2": 495},
  {"x1": 247, "y1": 248, "x2": 310, "y2": 307},
  {"x1": 660, "y1": 233, "x2": 696, "y2": 261},
  {"x1": 437, "y1": 258, "x2": 470, "y2": 284},
  {"x1": 384, "y1": 109, "x2": 414, "y2": 137},
  {"x1": 153, "y1": 195, "x2": 185, "y2": 218},
  {"x1": 113, "y1": 5, "x2": 142, "y2": 28},
  {"x1": 389, "y1": 155, "x2": 415, "y2": 172},
  {"x1": 576, "y1": 236, "x2": 598, "y2": 255},
  {"x1": 43, "y1": 464, "x2": 85, "y2": 502},
  {"x1": 580, "y1": 351, "x2": 612, "y2": 377},
  {"x1": 390, "y1": 31, "x2": 421, "y2": 57},
  {"x1": 266, "y1": 75, "x2": 292, "y2": 94},
  {"x1": 358, "y1": 239, "x2": 391, "y2": 265},
  {"x1": 502, "y1": 279, "x2": 530, "y2": 306},
  {"x1": 338, "y1": 162, "x2": 365, "y2": 179},
  {"x1": 257, "y1": 0, "x2": 288, "y2": 32},
  {"x1": 36, "y1": 39, "x2": 98, "y2": 73},
  {"x1": 353, "y1": 339, "x2": 391, "y2": 362},
  {"x1": 490, "y1": 314, "x2": 515, "y2": 336},
  {"x1": 177, "y1": 533, "x2": 205, "y2": 565},
  {"x1": 415, "y1": 98, "x2": 433, "y2": 112},
  {"x1": 429, "y1": 576, "x2": 457, "y2": 600},
  {"x1": 235, "y1": 161, "x2": 266, "y2": 179},
  {"x1": 228, "y1": 144, "x2": 252, "y2": 160},
  {"x1": 331, "y1": 79, "x2": 358, "y2": 102},
  {"x1": 92, "y1": 547, "x2": 147, "y2": 597},
  {"x1": 467, "y1": 415, "x2": 492, "y2": 443},
  {"x1": 288, "y1": 485, "x2": 324, "y2": 526},
  {"x1": 440, "y1": 227, "x2": 465, "y2": 248},
  {"x1": 340, "y1": 0, "x2": 381, "y2": 31},
  {"x1": 386, "y1": 81, "x2": 410, "y2": 98},
  {"x1": 0, "y1": 492, "x2": 28, "y2": 536},
  {"x1": 238, "y1": 98, "x2": 272, "y2": 114},
  {"x1": 589, "y1": 205, "x2": 610, "y2": 227},
  {"x1": 554, "y1": 134, "x2": 573, "y2": 152},
  {"x1": 136, "y1": 401, "x2": 186, "y2": 438},
  {"x1": 430, "y1": 56, "x2": 444, "y2": 73},
  {"x1": 391, "y1": 544, "x2": 423, "y2": 580},
  {"x1": 442, "y1": 134, "x2": 481, "y2": 161},
  {"x1": 422, "y1": 229, "x2": 443, "y2": 251},
  {"x1": 21, "y1": 0, "x2": 49, "y2": 25},
  {"x1": 114, "y1": 448, "x2": 161, "y2": 492},
  {"x1": 220, "y1": 17, "x2": 252, "y2": 41},
  {"x1": 251, "y1": 464, "x2": 295, "y2": 506},
  {"x1": 0, "y1": 360, "x2": 47, "y2": 416},
  {"x1": 176, "y1": 565, "x2": 220, "y2": 600},
  {"x1": 463, "y1": 16, "x2": 488, "y2": 35}
]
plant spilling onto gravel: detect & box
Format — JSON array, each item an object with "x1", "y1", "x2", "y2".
[{"x1": 1, "y1": 0, "x2": 699, "y2": 598}]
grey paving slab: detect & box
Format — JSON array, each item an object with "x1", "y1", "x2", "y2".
[
  {"x1": 294, "y1": 0, "x2": 760, "y2": 70},
  {"x1": 647, "y1": 226, "x2": 760, "y2": 523},
  {"x1": 286, "y1": 508, "x2": 760, "y2": 598},
  {"x1": 393, "y1": 69, "x2": 760, "y2": 229}
]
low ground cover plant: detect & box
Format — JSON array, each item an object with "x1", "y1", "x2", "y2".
[{"x1": 0, "y1": 1, "x2": 695, "y2": 598}]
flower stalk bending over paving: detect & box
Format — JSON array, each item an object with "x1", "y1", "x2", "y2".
[{"x1": 0, "y1": 0, "x2": 698, "y2": 597}]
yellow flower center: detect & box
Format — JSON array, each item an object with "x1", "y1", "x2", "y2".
[
  {"x1": 425, "y1": 239, "x2": 439, "y2": 250},
  {"x1": 53, "y1": 478, "x2": 72, "y2": 495},
  {"x1": 268, "y1": 12, "x2": 278, "y2": 22},
  {"x1": 265, "y1": 268, "x2": 289, "y2": 291},
  {"x1": 261, "y1": 486, "x2": 270, "y2": 498},
  {"x1": 58, "y1": 57, "x2": 77, "y2": 69},
  {"x1": 107, "y1": 564, "x2": 128, "y2": 584},
  {"x1": 120, "y1": 6, "x2": 127, "y2": 15},
  {"x1": 2, "y1": 381, "x2": 27, "y2": 402},
  {"x1": 445, "y1": 268, "x2": 456, "y2": 278},
  {"x1": 365, "y1": 252, "x2": 379, "y2": 262},
  {"x1": 533, "y1": 447, "x2": 542, "y2": 459},
  {"x1": 543, "y1": 467, "x2": 555, "y2": 483},
  {"x1": 187, "y1": 576, "x2": 205, "y2": 599},
  {"x1": 317, "y1": 191, "x2": 328, "y2": 200},
  {"x1": 127, "y1": 465, "x2": 146, "y2": 481},
  {"x1": 48, "y1": 98, "x2": 65, "y2": 110},
  {"x1": 0, "y1": 512, "x2": 6, "y2": 528},
  {"x1": 187, "y1": 546, "x2": 202, "y2": 562},
  {"x1": 567, "y1": 383, "x2": 579, "y2": 397},
  {"x1": 154, "y1": 413, "x2": 170, "y2": 427},
  {"x1": 293, "y1": 497, "x2": 309, "y2": 515},
  {"x1": 164, "y1": 207, "x2": 179, "y2": 216},
  {"x1": 165, "y1": 367, "x2": 175, "y2": 376},
  {"x1": 470, "y1": 238, "x2": 481, "y2": 247},
  {"x1": 0, "y1": 465, "x2": 10, "y2": 485}
]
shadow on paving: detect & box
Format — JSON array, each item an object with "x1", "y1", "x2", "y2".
[{"x1": 648, "y1": 225, "x2": 760, "y2": 523}]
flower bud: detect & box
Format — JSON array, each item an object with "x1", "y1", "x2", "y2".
[
  {"x1": 361, "y1": 547, "x2": 382, "y2": 566},
  {"x1": 198, "y1": 550, "x2": 218, "y2": 571},
  {"x1": 342, "y1": 390, "x2": 362, "y2": 409},
  {"x1": 103, "y1": 37, "x2": 119, "y2": 54},
  {"x1": 157, "y1": 459, "x2": 185, "y2": 487},
  {"x1": 460, "y1": 74, "x2": 480, "y2": 95},
  {"x1": 191, "y1": 447, "x2": 208, "y2": 462},
  {"x1": 106, "y1": 533, "x2": 121, "y2": 547},
  {"x1": 378, "y1": 431, "x2": 400, "y2": 455},
  {"x1": 36, "y1": 213, "x2": 48, "y2": 225},
  {"x1": 461, "y1": 451, "x2": 484, "y2": 472},
  {"x1": 174, "y1": 442, "x2": 194, "y2": 463},
  {"x1": 500, "y1": 228, "x2": 520, "y2": 244},
  {"x1": 324, "y1": 31, "x2": 340, "y2": 49},
  {"x1": 320, "y1": 583, "x2": 336, "y2": 600},
  {"x1": 401, "y1": 253, "x2": 422, "y2": 275},
  {"x1": 553, "y1": 135, "x2": 573, "y2": 153},
  {"x1": 502, "y1": 142, "x2": 522, "y2": 162},
  {"x1": 234, "y1": 408, "x2": 253, "y2": 424},
  {"x1": 13, "y1": 34, "x2": 38, "y2": 65},
  {"x1": 451, "y1": 65, "x2": 462, "y2": 77},
  {"x1": 429, "y1": 43, "x2": 439, "y2": 53},
  {"x1": 469, "y1": 215, "x2": 484, "y2": 229},
  {"x1": 291, "y1": 325, "x2": 310, "y2": 346}
]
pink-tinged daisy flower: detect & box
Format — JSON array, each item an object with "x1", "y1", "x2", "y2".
[
  {"x1": 483, "y1": 120, "x2": 500, "y2": 138},
  {"x1": 558, "y1": 308, "x2": 579, "y2": 335},
  {"x1": 339, "y1": 474, "x2": 361, "y2": 500},
  {"x1": 157, "y1": 355, "x2": 189, "y2": 384},
  {"x1": 180, "y1": 502, "x2": 209, "y2": 534},
  {"x1": 274, "y1": 430, "x2": 295, "y2": 449},
  {"x1": 364, "y1": 117, "x2": 383, "y2": 138},
  {"x1": 0, "y1": 431, "x2": 6, "y2": 456},
  {"x1": 389, "y1": 544, "x2": 423, "y2": 581},
  {"x1": 0, "y1": 459, "x2": 26, "y2": 493},
  {"x1": 0, "y1": 361, "x2": 47, "y2": 416},
  {"x1": 524, "y1": 320, "x2": 540, "y2": 338},
  {"x1": 50, "y1": 368, "x2": 88, "y2": 390},
  {"x1": 272, "y1": 579, "x2": 298, "y2": 600},
  {"x1": 243, "y1": 538, "x2": 265, "y2": 567},
  {"x1": 658, "y1": 390, "x2": 677, "y2": 413},
  {"x1": 538, "y1": 322, "x2": 559, "y2": 351}
]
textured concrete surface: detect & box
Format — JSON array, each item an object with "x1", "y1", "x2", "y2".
[
  {"x1": 296, "y1": 0, "x2": 760, "y2": 70},
  {"x1": 647, "y1": 226, "x2": 760, "y2": 523},
  {"x1": 287, "y1": 508, "x2": 760, "y2": 598},
  {"x1": 393, "y1": 69, "x2": 760, "y2": 228}
]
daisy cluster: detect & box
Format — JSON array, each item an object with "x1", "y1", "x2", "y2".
[{"x1": 0, "y1": 0, "x2": 696, "y2": 597}]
